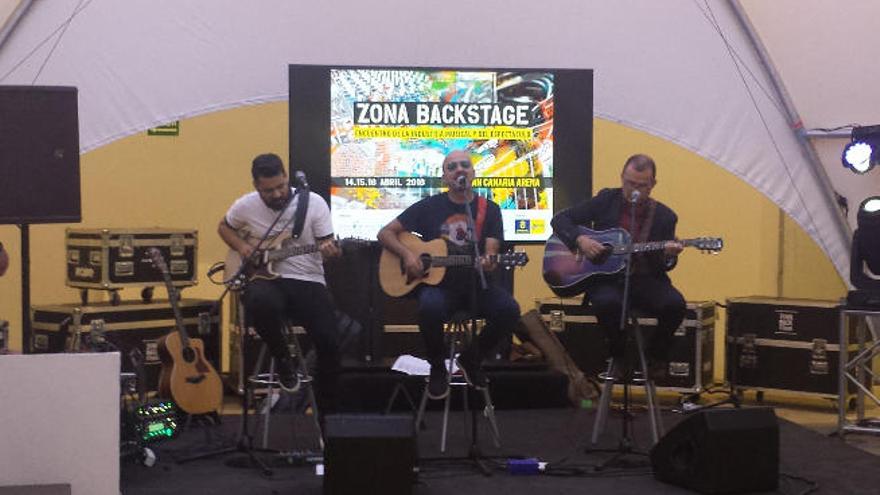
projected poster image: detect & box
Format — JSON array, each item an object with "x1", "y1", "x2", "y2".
[{"x1": 329, "y1": 69, "x2": 554, "y2": 242}]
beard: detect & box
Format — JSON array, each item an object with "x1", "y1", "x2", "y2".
[{"x1": 263, "y1": 195, "x2": 289, "y2": 211}]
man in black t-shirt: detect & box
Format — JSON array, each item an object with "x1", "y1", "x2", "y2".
[{"x1": 378, "y1": 150, "x2": 521, "y2": 399}]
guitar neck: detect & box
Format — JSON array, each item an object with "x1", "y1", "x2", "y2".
[
  {"x1": 166, "y1": 287, "x2": 191, "y2": 347},
  {"x1": 429, "y1": 254, "x2": 507, "y2": 267},
  {"x1": 429, "y1": 254, "x2": 477, "y2": 267},
  {"x1": 627, "y1": 238, "x2": 702, "y2": 254},
  {"x1": 149, "y1": 248, "x2": 192, "y2": 347},
  {"x1": 266, "y1": 242, "x2": 320, "y2": 263}
]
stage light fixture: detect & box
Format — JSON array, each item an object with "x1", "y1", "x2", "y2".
[
  {"x1": 850, "y1": 195, "x2": 880, "y2": 291},
  {"x1": 842, "y1": 125, "x2": 880, "y2": 174}
]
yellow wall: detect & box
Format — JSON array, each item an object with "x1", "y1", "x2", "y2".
[{"x1": 0, "y1": 103, "x2": 847, "y2": 378}]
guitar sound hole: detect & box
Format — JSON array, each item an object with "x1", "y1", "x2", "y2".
[
  {"x1": 594, "y1": 247, "x2": 612, "y2": 265},
  {"x1": 182, "y1": 346, "x2": 196, "y2": 363}
]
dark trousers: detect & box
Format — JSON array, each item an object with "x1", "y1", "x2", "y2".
[
  {"x1": 416, "y1": 283, "x2": 520, "y2": 368},
  {"x1": 584, "y1": 275, "x2": 686, "y2": 362},
  {"x1": 242, "y1": 278, "x2": 340, "y2": 413}
]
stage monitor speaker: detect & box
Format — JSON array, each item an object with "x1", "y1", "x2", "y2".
[
  {"x1": 650, "y1": 407, "x2": 779, "y2": 494},
  {"x1": 0, "y1": 86, "x2": 81, "y2": 224},
  {"x1": 323, "y1": 414, "x2": 416, "y2": 495}
]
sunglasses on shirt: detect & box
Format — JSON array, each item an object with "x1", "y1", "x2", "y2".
[{"x1": 445, "y1": 160, "x2": 472, "y2": 171}]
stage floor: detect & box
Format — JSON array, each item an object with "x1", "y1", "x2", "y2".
[{"x1": 121, "y1": 402, "x2": 880, "y2": 495}]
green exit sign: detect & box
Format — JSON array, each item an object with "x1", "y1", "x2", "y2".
[{"x1": 147, "y1": 121, "x2": 180, "y2": 136}]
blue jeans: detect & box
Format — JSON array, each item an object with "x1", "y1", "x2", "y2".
[{"x1": 417, "y1": 283, "x2": 520, "y2": 367}]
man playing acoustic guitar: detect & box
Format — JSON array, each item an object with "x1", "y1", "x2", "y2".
[
  {"x1": 218, "y1": 153, "x2": 341, "y2": 415},
  {"x1": 378, "y1": 150, "x2": 521, "y2": 400},
  {"x1": 550, "y1": 154, "x2": 685, "y2": 380}
]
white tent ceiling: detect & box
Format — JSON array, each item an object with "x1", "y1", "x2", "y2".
[{"x1": 1, "y1": 0, "x2": 877, "y2": 283}]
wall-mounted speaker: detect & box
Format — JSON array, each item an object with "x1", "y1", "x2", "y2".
[
  {"x1": 0, "y1": 86, "x2": 81, "y2": 224},
  {"x1": 650, "y1": 407, "x2": 779, "y2": 494}
]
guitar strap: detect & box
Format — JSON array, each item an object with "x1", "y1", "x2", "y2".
[
  {"x1": 474, "y1": 195, "x2": 488, "y2": 242},
  {"x1": 632, "y1": 199, "x2": 657, "y2": 274},
  {"x1": 290, "y1": 187, "x2": 310, "y2": 239}
]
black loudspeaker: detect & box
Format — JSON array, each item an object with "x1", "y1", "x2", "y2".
[
  {"x1": 323, "y1": 414, "x2": 416, "y2": 495},
  {"x1": 0, "y1": 86, "x2": 81, "y2": 224},
  {"x1": 650, "y1": 407, "x2": 779, "y2": 494}
]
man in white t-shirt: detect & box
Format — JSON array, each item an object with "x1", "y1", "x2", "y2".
[{"x1": 218, "y1": 153, "x2": 341, "y2": 413}]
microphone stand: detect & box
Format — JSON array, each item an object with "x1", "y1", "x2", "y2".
[
  {"x1": 459, "y1": 184, "x2": 492, "y2": 476},
  {"x1": 593, "y1": 192, "x2": 650, "y2": 470}
]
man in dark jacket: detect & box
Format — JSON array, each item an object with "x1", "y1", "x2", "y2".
[{"x1": 550, "y1": 154, "x2": 685, "y2": 378}]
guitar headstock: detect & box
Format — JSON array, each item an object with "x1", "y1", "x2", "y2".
[
  {"x1": 147, "y1": 247, "x2": 170, "y2": 274},
  {"x1": 498, "y1": 250, "x2": 530, "y2": 269},
  {"x1": 693, "y1": 237, "x2": 723, "y2": 253},
  {"x1": 339, "y1": 237, "x2": 372, "y2": 248}
]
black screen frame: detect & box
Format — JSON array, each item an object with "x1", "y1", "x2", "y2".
[{"x1": 289, "y1": 64, "x2": 592, "y2": 244}]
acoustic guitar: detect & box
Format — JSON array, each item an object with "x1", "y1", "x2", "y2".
[
  {"x1": 542, "y1": 226, "x2": 723, "y2": 297},
  {"x1": 148, "y1": 248, "x2": 223, "y2": 415},
  {"x1": 379, "y1": 231, "x2": 529, "y2": 297},
  {"x1": 223, "y1": 230, "x2": 367, "y2": 285}
]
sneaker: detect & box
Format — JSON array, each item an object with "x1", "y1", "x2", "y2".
[
  {"x1": 276, "y1": 357, "x2": 301, "y2": 393},
  {"x1": 455, "y1": 354, "x2": 488, "y2": 390},
  {"x1": 426, "y1": 365, "x2": 450, "y2": 400}
]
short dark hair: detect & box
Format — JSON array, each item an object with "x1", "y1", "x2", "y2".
[
  {"x1": 622, "y1": 154, "x2": 656, "y2": 180},
  {"x1": 251, "y1": 153, "x2": 286, "y2": 180}
]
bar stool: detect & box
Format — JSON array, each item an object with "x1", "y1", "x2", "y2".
[
  {"x1": 414, "y1": 311, "x2": 501, "y2": 453},
  {"x1": 591, "y1": 310, "x2": 664, "y2": 447},
  {"x1": 247, "y1": 321, "x2": 324, "y2": 451}
]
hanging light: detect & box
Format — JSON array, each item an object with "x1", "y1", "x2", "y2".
[{"x1": 842, "y1": 125, "x2": 880, "y2": 174}]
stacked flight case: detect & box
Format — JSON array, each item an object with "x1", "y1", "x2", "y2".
[
  {"x1": 65, "y1": 228, "x2": 198, "y2": 303},
  {"x1": 535, "y1": 298, "x2": 716, "y2": 396},
  {"x1": 726, "y1": 296, "x2": 862, "y2": 400},
  {"x1": 31, "y1": 299, "x2": 221, "y2": 392}
]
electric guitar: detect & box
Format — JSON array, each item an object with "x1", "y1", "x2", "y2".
[
  {"x1": 379, "y1": 231, "x2": 529, "y2": 297},
  {"x1": 149, "y1": 248, "x2": 223, "y2": 415},
  {"x1": 542, "y1": 226, "x2": 723, "y2": 297},
  {"x1": 223, "y1": 230, "x2": 368, "y2": 284}
]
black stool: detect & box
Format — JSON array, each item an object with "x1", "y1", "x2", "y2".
[
  {"x1": 414, "y1": 311, "x2": 501, "y2": 453},
  {"x1": 591, "y1": 310, "x2": 664, "y2": 447}
]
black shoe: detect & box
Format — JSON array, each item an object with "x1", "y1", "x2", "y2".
[
  {"x1": 426, "y1": 365, "x2": 450, "y2": 400},
  {"x1": 456, "y1": 354, "x2": 487, "y2": 390},
  {"x1": 276, "y1": 357, "x2": 301, "y2": 393}
]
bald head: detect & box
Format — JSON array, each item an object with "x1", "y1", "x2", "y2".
[
  {"x1": 443, "y1": 150, "x2": 472, "y2": 169},
  {"x1": 441, "y1": 149, "x2": 475, "y2": 193}
]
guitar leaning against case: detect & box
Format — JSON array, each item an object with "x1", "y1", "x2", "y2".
[{"x1": 148, "y1": 248, "x2": 223, "y2": 415}]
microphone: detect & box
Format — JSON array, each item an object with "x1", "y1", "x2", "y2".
[
  {"x1": 294, "y1": 171, "x2": 309, "y2": 189},
  {"x1": 630, "y1": 190, "x2": 640, "y2": 203},
  {"x1": 456, "y1": 175, "x2": 467, "y2": 188}
]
